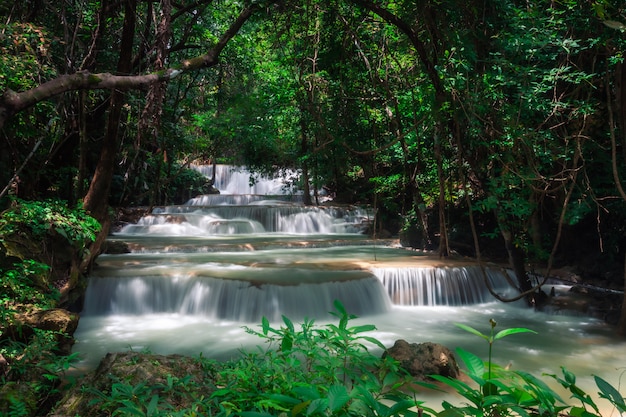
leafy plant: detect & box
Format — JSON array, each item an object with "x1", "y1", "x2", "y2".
[
  {"x1": 0, "y1": 329, "x2": 80, "y2": 416},
  {"x1": 0, "y1": 259, "x2": 55, "y2": 310},
  {"x1": 420, "y1": 320, "x2": 626, "y2": 417},
  {"x1": 218, "y1": 300, "x2": 420, "y2": 416},
  {"x1": 0, "y1": 199, "x2": 101, "y2": 247},
  {"x1": 84, "y1": 301, "x2": 421, "y2": 417}
]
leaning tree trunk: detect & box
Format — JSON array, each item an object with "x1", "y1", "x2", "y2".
[
  {"x1": 617, "y1": 261, "x2": 626, "y2": 334},
  {"x1": 434, "y1": 128, "x2": 450, "y2": 257},
  {"x1": 500, "y1": 226, "x2": 534, "y2": 304},
  {"x1": 299, "y1": 107, "x2": 313, "y2": 206},
  {"x1": 83, "y1": 0, "x2": 137, "y2": 222}
]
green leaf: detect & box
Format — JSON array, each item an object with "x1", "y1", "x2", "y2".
[
  {"x1": 146, "y1": 394, "x2": 159, "y2": 417},
  {"x1": 595, "y1": 375, "x2": 626, "y2": 411},
  {"x1": 493, "y1": 327, "x2": 537, "y2": 340},
  {"x1": 429, "y1": 374, "x2": 478, "y2": 399},
  {"x1": 211, "y1": 388, "x2": 233, "y2": 398},
  {"x1": 349, "y1": 324, "x2": 376, "y2": 334},
  {"x1": 280, "y1": 331, "x2": 293, "y2": 352},
  {"x1": 261, "y1": 316, "x2": 270, "y2": 335},
  {"x1": 563, "y1": 367, "x2": 577, "y2": 385},
  {"x1": 264, "y1": 393, "x2": 300, "y2": 405},
  {"x1": 306, "y1": 398, "x2": 328, "y2": 415},
  {"x1": 358, "y1": 335, "x2": 386, "y2": 350},
  {"x1": 333, "y1": 299, "x2": 347, "y2": 316},
  {"x1": 517, "y1": 370, "x2": 565, "y2": 404},
  {"x1": 327, "y1": 384, "x2": 350, "y2": 412},
  {"x1": 354, "y1": 385, "x2": 379, "y2": 410},
  {"x1": 282, "y1": 315, "x2": 295, "y2": 332},
  {"x1": 454, "y1": 323, "x2": 489, "y2": 341},
  {"x1": 292, "y1": 386, "x2": 321, "y2": 400},
  {"x1": 455, "y1": 347, "x2": 485, "y2": 377}
]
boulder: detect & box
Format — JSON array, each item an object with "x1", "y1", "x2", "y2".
[
  {"x1": 51, "y1": 352, "x2": 217, "y2": 417},
  {"x1": 9, "y1": 308, "x2": 79, "y2": 355},
  {"x1": 102, "y1": 240, "x2": 131, "y2": 254},
  {"x1": 383, "y1": 340, "x2": 459, "y2": 381},
  {"x1": 0, "y1": 381, "x2": 38, "y2": 416}
]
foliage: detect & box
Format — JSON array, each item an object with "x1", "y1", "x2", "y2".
[
  {"x1": 419, "y1": 320, "x2": 626, "y2": 417},
  {"x1": 229, "y1": 300, "x2": 418, "y2": 416},
  {"x1": 0, "y1": 329, "x2": 79, "y2": 417},
  {"x1": 87, "y1": 301, "x2": 421, "y2": 416},
  {"x1": 68, "y1": 310, "x2": 626, "y2": 417},
  {"x1": 0, "y1": 199, "x2": 96, "y2": 416},
  {"x1": 0, "y1": 199, "x2": 101, "y2": 248},
  {"x1": 0, "y1": 260, "x2": 56, "y2": 319}
]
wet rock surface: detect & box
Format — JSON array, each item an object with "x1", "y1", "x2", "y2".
[{"x1": 383, "y1": 340, "x2": 459, "y2": 381}]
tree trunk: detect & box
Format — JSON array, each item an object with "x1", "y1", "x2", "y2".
[
  {"x1": 618, "y1": 252, "x2": 626, "y2": 336},
  {"x1": 500, "y1": 227, "x2": 533, "y2": 304},
  {"x1": 300, "y1": 113, "x2": 313, "y2": 206},
  {"x1": 83, "y1": 0, "x2": 137, "y2": 222},
  {"x1": 434, "y1": 129, "x2": 449, "y2": 257}
]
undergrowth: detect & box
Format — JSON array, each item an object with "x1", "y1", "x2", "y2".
[
  {"x1": 80, "y1": 302, "x2": 626, "y2": 417},
  {"x1": 0, "y1": 199, "x2": 98, "y2": 416}
]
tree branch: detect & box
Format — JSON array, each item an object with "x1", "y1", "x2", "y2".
[{"x1": 0, "y1": 3, "x2": 258, "y2": 129}]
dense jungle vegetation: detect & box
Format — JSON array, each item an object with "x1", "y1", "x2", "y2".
[{"x1": 2, "y1": 0, "x2": 626, "y2": 415}]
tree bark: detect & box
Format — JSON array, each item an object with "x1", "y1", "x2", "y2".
[
  {"x1": 82, "y1": 0, "x2": 137, "y2": 221},
  {"x1": 300, "y1": 111, "x2": 313, "y2": 206},
  {"x1": 607, "y1": 70, "x2": 626, "y2": 336},
  {"x1": 500, "y1": 226, "x2": 533, "y2": 303},
  {"x1": 616, "y1": 271, "x2": 626, "y2": 336}
]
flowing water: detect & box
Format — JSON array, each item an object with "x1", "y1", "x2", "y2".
[{"x1": 73, "y1": 165, "x2": 626, "y2": 414}]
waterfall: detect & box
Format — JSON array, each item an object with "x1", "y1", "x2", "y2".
[
  {"x1": 191, "y1": 164, "x2": 300, "y2": 195},
  {"x1": 74, "y1": 164, "x2": 626, "y2": 407},
  {"x1": 371, "y1": 266, "x2": 518, "y2": 306},
  {"x1": 104, "y1": 165, "x2": 521, "y2": 318},
  {"x1": 82, "y1": 269, "x2": 391, "y2": 322},
  {"x1": 119, "y1": 206, "x2": 370, "y2": 235}
]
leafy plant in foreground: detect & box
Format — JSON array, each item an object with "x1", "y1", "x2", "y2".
[
  {"x1": 420, "y1": 320, "x2": 626, "y2": 417},
  {"x1": 69, "y1": 310, "x2": 626, "y2": 417},
  {"x1": 83, "y1": 302, "x2": 421, "y2": 417},
  {"x1": 218, "y1": 300, "x2": 421, "y2": 416}
]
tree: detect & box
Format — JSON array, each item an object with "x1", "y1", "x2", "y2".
[{"x1": 1, "y1": 2, "x2": 258, "y2": 216}]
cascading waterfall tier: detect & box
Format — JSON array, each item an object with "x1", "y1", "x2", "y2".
[
  {"x1": 191, "y1": 164, "x2": 301, "y2": 195},
  {"x1": 82, "y1": 268, "x2": 391, "y2": 322},
  {"x1": 119, "y1": 204, "x2": 371, "y2": 235},
  {"x1": 89, "y1": 164, "x2": 520, "y2": 323},
  {"x1": 371, "y1": 266, "x2": 516, "y2": 306}
]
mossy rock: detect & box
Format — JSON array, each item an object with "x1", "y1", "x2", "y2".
[
  {"x1": 51, "y1": 352, "x2": 219, "y2": 416},
  {"x1": 0, "y1": 381, "x2": 38, "y2": 417}
]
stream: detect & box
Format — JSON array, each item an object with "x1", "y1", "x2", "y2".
[{"x1": 73, "y1": 165, "x2": 626, "y2": 413}]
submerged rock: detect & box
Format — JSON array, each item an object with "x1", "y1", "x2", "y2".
[{"x1": 383, "y1": 340, "x2": 459, "y2": 381}]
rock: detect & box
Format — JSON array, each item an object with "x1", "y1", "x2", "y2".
[
  {"x1": 383, "y1": 340, "x2": 459, "y2": 381},
  {"x1": 102, "y1": 240, "x2": 130, "y2": 254},
  {"x1": 10, "y1": 308, "x2": 79, "y2": 355},
  {"x1": 51, "y1": 352, "x2": 218, "y2": 417},
  {"x1": 0, "y1": 353, "x2": 8, "y2": 377},
  {"x1": 0, "y1": 381, "x2": 38, "y2": 416}
]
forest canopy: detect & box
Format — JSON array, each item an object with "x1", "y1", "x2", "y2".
[{"x1": 1, "y1": 0, "x2": 626, "y2": 297}]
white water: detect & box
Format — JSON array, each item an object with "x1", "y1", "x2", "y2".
[{"x1": 73, "y1": 165, "x2": 626, "y2": 415}]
